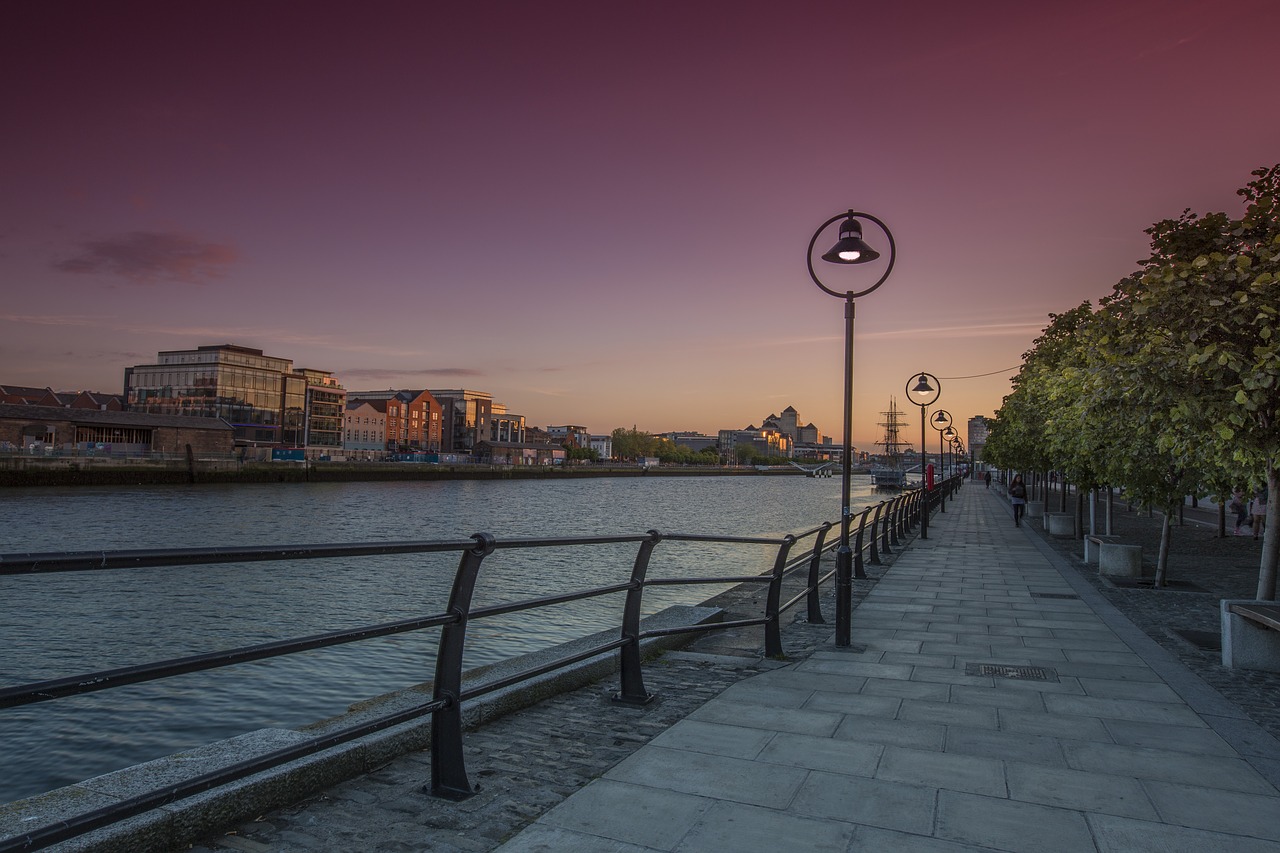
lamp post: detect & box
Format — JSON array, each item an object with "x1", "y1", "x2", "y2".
[
  {"x1": 906, "y1": 372, "x2": 940, "y2": 539},
  {"x1": 942, "y1": 425, "x2": 958, "y2": 479},
  {"x1": 808, "y1": 210, "x2": 896, "y2": 648},
  {"x1": 932, "y1": 410, "x2": 953, "y2": 510}
]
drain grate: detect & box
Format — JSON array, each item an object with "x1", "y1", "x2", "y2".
[
  {"x1": 1031, "y1": 592, "x2": 1079, "y2": 600},
  {"x1": 966, "y1": 663, "x2": 1060, "y2": 682}
]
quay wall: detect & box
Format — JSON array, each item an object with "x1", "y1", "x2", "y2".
[{"x1": 0, "y1": 458, "x2": 867, "y2": 488}]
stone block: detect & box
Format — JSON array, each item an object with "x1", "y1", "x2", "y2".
[
  {"x1": 1221, "y1": 599, "x2": 1280, "y2": 673},
  {"x1": 1045, "y1": 512, "x2": 1075, "y2": 538},
  {"x1": 1025, "y1": 500, "x2": 1045, "y2": 519},
  {"x1": 1098, "y1": 544, "x2": 1144, "y2": 578}
]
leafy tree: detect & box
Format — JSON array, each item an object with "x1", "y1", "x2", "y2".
[{"x1": 1108, "y1": 166, "x2": 1280, "y2": 598}]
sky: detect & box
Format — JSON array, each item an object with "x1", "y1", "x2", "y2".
[{"x1": 3, "y1": 1, "x2": 1278, "y2": 450}]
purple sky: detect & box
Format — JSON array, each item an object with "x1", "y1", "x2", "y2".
[{"x1": 3, "y1": 1, "x2": 1277, "y2": 448}]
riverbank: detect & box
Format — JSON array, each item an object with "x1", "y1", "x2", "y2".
[{"x1": 0, "y1": 458, "x2": 851, "y2": 488}]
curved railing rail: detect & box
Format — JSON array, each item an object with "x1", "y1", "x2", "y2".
[{"x1": 0, "y1": 479, "x2": 961, "y2": 851}]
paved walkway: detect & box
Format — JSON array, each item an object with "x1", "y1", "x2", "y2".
[{"x1": 493, "y1": 486, "x2": 1280, "y2": 852}]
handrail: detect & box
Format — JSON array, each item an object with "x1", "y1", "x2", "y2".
[{"x1": 0, "y1": 485, "x2": 950, "y2": 852}]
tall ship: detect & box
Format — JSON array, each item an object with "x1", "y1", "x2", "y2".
[{"x1": 871, "y1": 397, "x2": 912, "y2": 490}]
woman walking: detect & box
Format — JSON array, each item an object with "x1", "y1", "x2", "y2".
[
  {"x1": 1252, "y1": 490, "x2": 1268, "y2": 540},
  {"x1": 1009, "y1": 474, "x2": 1028, "y2": 527}
]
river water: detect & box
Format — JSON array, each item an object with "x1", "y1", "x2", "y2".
[{"x1": 0, "y1": 474, "x2": 878, "y2": 803}]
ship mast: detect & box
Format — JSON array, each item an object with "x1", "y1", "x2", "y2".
[{"x1": 875, "y1": 397, "x2": 913, "y2": 462}]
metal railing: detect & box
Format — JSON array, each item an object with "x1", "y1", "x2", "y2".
[{"x1": 0, "y1": 484, "x2": 954, "y2": 851}]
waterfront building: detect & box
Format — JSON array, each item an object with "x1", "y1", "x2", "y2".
[
  {"x1": 491, "y1": 404, "x2": 526, "y2": 443},
  {"x1": 0, "y1": 402, "x2": 233, "y2": 455},
  {"x1": 343, "y1": 400, "x2": 388, "y2": 456},
  {"x1": 547, "y1": 425, "x2": 589, "y2": 448},
  {"x1": 428, "y1": 389, "x2": 493, "y2": 454},
  {"x1": 1, "y1": 385, "x2": 124, "y2": 410},
  {"x1": 589, "y1": 434, "x2": 613, "y2": 460},
  {"x1": 759, "y1": 405, "x2": 823, "y2": 446},
  {"x1": 473, "y1": 440, "x2": 565, "y2": 466},
  {"x1": 718, "y1": 426, "x2": 793, "y2": 460},
  {"x1": 124, "y1": 344, "x2": 346, "y2": 451},
  {"x1": 663, "y1": 431, "x2": 717, "y2": 453},
  {"x1": 345, "y1": 389, "x2": 443, "y2": 452}
]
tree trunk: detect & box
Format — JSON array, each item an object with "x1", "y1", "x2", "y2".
[
  {"x1": 1154, "y1": 511, "x2": 1172, "y2": 590},
  {"x1": 1257, "y1": 466, "x2": 1279, "y2": 601}
]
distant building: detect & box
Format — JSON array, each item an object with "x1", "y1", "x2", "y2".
[
  {"x1": 473, "y1": 440, "x2": 565, "y2": 466},
  {"x1": 662, "y1": 431, "x2": 717, "y2": 453},
  {"x1": 0, "y1": 403, "x2": 233, "y2": 456},
  {"x1": 967, "y1": 416, "x2": 990, "y2": 461},
  {"x1": 589, "y1": 434, "x2": 613, "y2": 460},
  {"x1": 547, "y1": 425, "x2": 590, "y2": 448},
  {"x1": 490, "y1": 403, "x2": 526, "y2": 443},
  {"x1": 343, "y1": 400, "x2": 388, "y2": 455},
  {"x1": 0, "y1": 385, "x2": 124, "y2": 410},
  {"x1": 718, "y1": 425, "x2": 793, "y2": 459},
  {"x1": 346, "y1": 389, "x2": 443, "y2": 452},
  {"x1": 124, "y1": 344, "x2": 346, "y2": 451},
  {"x1": 428, "y1": 389, "x2": 493, "y2": 454},
  {"x1": 760, "y1": 405, "x2": 823, "y2": 446}
]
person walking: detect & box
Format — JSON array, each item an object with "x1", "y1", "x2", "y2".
[
  {"x1": 1252, "y1": 490, "x2": 1268, "y2": 540},
  {"x1": 1009, "y1": 474, "x2": 1027, "y2": 527},
  {"x1": 1230, "y1": 488, "x2": 1249, "y2": 535},
  {"x1": 984, "y1": 471, "x2": 992, "y2": 489}
]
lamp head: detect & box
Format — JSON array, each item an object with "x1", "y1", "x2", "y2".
[
  {"x1": 821, "y1": 214, "x2": 881, "y2": 265},
  {"x1": 910, "y1": 373, "x2": 935, "y2": 397}
]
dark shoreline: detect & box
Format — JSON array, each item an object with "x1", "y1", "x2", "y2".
[{"x1": 0, "y1": 460, "x2": 860, "y2": 488}]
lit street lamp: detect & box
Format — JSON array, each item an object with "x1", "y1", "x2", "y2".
[
  {"x1": 932, "y1": 410, "x2": 953, "y2": 510},
  {"x1": 907, "y1": 372, "x2": 940, "y2": 539},
  {"x1": 808, "y1": 210, "x2": 896, "y2": 647},
  {"x1": 942, "y1": 425, "x2": 959, "y2": 478}
]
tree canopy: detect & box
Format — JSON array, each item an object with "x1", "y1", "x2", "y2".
[{"x1": 986, "y1": 165, "x2": 1279, "y2": 598}]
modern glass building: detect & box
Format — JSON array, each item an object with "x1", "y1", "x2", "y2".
[{"x1": 125, "y1": 344, "x2": 345, "y2": 449}]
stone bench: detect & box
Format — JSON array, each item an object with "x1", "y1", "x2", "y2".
[
  {"x1": 1221, "y1": 600, "x2": 1280, "y2": 673},
  {"x1": 1083, "y1": 534, "x2": 1120, "y2": 564},
  {"x1": 1097, "y1": 541, "x2": 1146, "y2": 579}
]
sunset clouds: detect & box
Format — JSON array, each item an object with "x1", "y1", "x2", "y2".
[{"x1": 54, "y1": 232, "x2": 237, "y2": 285}]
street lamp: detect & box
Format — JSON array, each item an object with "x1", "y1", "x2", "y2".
[
  {"x1": 808, "y1": 210, "x2": 896, "y2": 648},
  {"x1": 932, "y1": 410, "x2": 953, "y2": 510},
  {"x1": 942, "y1": 425, "x2": 959, "y2": 478},
  {"x1": 906, "y1": 372, "x2": 940, "y2": 539}
]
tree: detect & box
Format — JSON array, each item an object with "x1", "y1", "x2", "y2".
[{"x1": 1108, "y1": 166, "x2": 1280, "y2": 598}]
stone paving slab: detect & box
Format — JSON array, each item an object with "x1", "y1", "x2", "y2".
[
  {"x1": 176, "y1": 485, "x2": 1280, "y2": 852},
  {"x1": 496, "y1": 486, "x2": 1280, "y2": 851}
]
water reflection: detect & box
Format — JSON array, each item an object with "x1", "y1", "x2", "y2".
[{"x1": 0, "y1": 474, "x2": 876, "y2": 802}]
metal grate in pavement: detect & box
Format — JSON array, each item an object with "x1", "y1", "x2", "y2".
[
  {"x1": 966, "y1": 663, "x2": 1060, "y2": 682},
  {"x1": 1030, "y1": 592, "x2": 1079, "y2": 600}
]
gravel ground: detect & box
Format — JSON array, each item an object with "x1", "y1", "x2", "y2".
[{"x1": 1023, "y1": 495, "x2": 1280, "y2": 742}]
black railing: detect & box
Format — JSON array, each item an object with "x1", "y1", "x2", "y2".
[{"x1": 0, "y1": 484, "x2": 955, "y2": 851}]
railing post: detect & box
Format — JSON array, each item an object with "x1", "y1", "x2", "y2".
[
  {"x1": 765, "y1": 535, "x2": 797, "y2": 657},
  {"x1": 888, "y1": 497, "x2": 901, "y2": 547},
  {"x1": 429, "y1": 532, "x2": 495, "y2": 800},
  {"x1": 853, "y1": 507, "x2": 871, "y2": 579},
  {"x1": 880, "y1": 499, "x2": 894, "y2": 554},
  {"x1": 615, "y1": 530, "x2": 662, "y2": 705},
  {"x1": 869, "y1": 502, "x2": 885, "y2": 563},
  {"x1": 806, "y1": 522, "x2": 832, "y2": 623}
]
